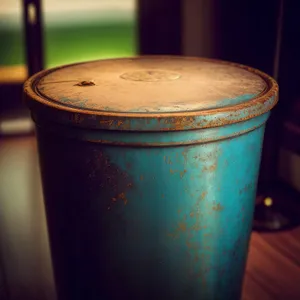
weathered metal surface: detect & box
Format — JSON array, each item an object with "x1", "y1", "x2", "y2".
[
  {"x1": 24, "y1": 56, "x2": 278, "y2": 131},
  {"x1": 24, "y1": 56, "x2": 278, "y2": 300},
  {"x1": 36, "y1": 119, "x2": 265, "y2": 300}
]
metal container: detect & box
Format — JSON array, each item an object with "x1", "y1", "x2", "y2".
[{"x1": 24, "y1": 56, "x2": 278, "y2": 300}]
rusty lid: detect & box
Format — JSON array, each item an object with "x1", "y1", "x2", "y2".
[{"x1": 24, "y1": 56, "x2": 278, "y2": 131}]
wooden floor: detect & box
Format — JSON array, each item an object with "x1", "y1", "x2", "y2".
[{"x1": 1, "y1": 133, "x2": 300, "y2": 300}]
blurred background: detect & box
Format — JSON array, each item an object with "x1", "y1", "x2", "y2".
[
  {"x1": 0, "y1": 0, "x2": 136, "y2": 68},
  {"x1": 1, "y1": 0, "x2": 300, "y2": 299},
  {"x1": 0, "y1": 0, "x2": 136, "y2": 118}
]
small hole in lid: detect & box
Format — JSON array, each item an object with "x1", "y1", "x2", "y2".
[{"x1": 75, "y1": 80, "x2": 95, "y2": 87}]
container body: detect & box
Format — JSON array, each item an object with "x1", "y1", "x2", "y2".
[{"x1": 35, "y1": 111, "x2": 269, "y2": 300}]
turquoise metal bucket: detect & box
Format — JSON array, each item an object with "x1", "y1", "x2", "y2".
[{"x1": 24, "y1": 57, "x2": 278, "y2": 300}]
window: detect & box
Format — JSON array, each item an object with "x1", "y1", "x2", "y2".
[{"x1": 0, "y1": 0, "x2": 136, "y2": 81}]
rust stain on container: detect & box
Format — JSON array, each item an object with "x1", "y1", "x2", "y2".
[
  {"x1": 180, "y1": 170, "x2": 187, "y2": 178},
  {"x1": 186, "y1": 240, "x2": 200, "y2": 250},
  {"x1": 202, "y1": 163, "x2": 217, "y2": 172},
  {"x1": 191, "y1": 223, "x2": 206, "y2": 231},
  {"x1": 169, "y1": 116, "x2": 196, "y2": 131},
  {"x1": 178, "y1": 222, "x2": 187, "y2": 232},
  {"x1": 169, "y1": 191, "x2": 209, "y2": 239},
  {"x1": 170, "y1": 169, "x2": 176, "y2": 174},
  {"x1": 200, "y1": 191, "x2": 207, "y2": 200},
  {"x1": 99, "y1": 119, "x2": 114, "y2": 127},
  {"x1": 212, "y1": 203, "x2": 224, "y2": 212},
  {"x1": 85, "y1": 149, "x2": 134, "y2": 210},
  {"x1": 114, "y1": 192, "x2": 128, "y2": 205}
]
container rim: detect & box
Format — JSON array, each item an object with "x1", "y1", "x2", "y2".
[{"x1": 23, "y1": 56, "x2": 278, "y2": 131}]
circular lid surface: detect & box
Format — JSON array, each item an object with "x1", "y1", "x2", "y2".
[
  {"x1": 24, "y1": 56, "x2": 278, "y2": 131},
  {"x1": 34, "y1": 56, "x2": 267, "y2": 113}
]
